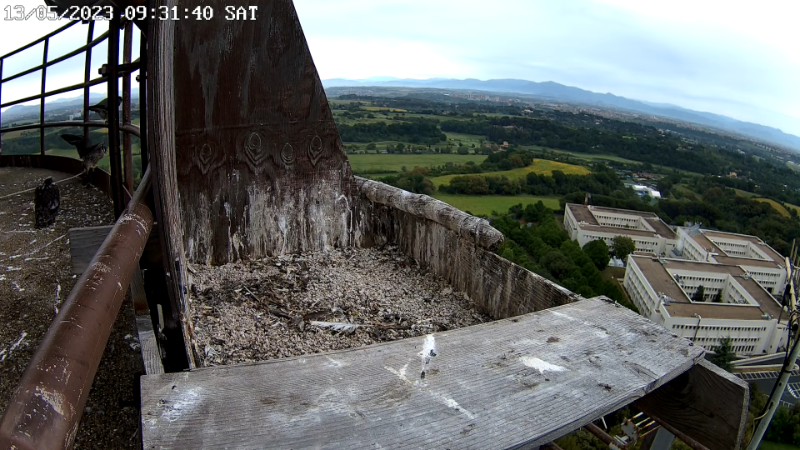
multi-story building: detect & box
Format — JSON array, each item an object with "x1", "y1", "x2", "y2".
[
  {"x1": 624, "y1": 255, "x2": 789, "y2": 356},
  {"x1": 563, "y1": 203, "x2": 678, "y2": 255},
  {"x1": 677, "y1": 228, "x2": 788, "y2": 296}
]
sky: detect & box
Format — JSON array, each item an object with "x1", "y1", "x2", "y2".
[{"x1": 1, "y1": 0, "x2": 798, "y2": 136}]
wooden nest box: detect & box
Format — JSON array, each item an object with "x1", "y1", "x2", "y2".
[{"x1": 140, "y1": 1, "x2": 749, "y2": 448}]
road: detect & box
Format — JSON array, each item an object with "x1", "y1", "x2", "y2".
[{"x1": 738, "y1": 370, "x2": 800, "y2": 407}]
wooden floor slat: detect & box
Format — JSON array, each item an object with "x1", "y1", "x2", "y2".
[{"x1": 140, "y1": 298, "x2": 704, "y2": 449}]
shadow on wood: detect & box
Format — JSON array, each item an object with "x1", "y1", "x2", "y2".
[{"x1": 635, "y1": 359, "x2": 749, "y2": 450}]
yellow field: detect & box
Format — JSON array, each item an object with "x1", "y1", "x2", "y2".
[
  {"x1": 429, "y1": 159, "x2": 590, "y2": 188},
  {"x1": 753, "y1": 198, "x2": 791, "y2": 217}
]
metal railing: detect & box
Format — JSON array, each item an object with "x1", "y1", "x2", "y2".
[
  {"x1": 0, "y1": 12, "x2": 146, "y2": 216},
  {"x1": 0, "y1": 6, "x2": 157, "y2": 449}
]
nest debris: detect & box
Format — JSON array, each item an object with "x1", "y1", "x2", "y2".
[{"x1": 189, "y1": 246, "x2": 491, "y2": 366}]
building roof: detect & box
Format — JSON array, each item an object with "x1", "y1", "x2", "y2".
[
  {"x1": 630, "y1": 256, "x2": 783, "y2": 321},
  {"x1": 566, "y1": 204, "x2": 677, "y2": 239},
  {"x1": 684, "y1": 229, "x2": 786, "y2": 269},
  {"x1": 702, "y1": 230, "x2": 786, "y2": 265}
]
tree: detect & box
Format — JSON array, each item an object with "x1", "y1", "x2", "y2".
[
  {"x1": 693, "y1": 285, "x2": 706, "y2": 302},
  {"x1": 611, "y1": 236, "x2": 636, "y2": 264},
  {"x1": 713, "y1": 290, "x2": 723, "y2": 303},
  {"x1": 583, "y1": 239, "x2": 610, "y2": 271},
  {"x1": 709, "y1": 337, "x2": 735, "y2": 372},
  {"x1": 365, "y1": 142, "x2": 377, "y2": 151}
]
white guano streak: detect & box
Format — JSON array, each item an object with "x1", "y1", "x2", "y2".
[{"x1": 519, "y1": 356, "x2": 567, "y2": 374}]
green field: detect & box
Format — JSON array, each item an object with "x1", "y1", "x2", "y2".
[
  {"x1": 445, "y1": 132, "x2": 484, "y2": 148},
  {"x1": 348, "y1": 153, "x2": 487, "y2": 174},
  {"x1": 432, "y1": 193, "x2": 560, "y2": 216},
  {"x1": 759, "y1": 441, "x2": 800, "y2": 450},
  {"x1": 429, "y1": 159, "x2": 590, "y2": 188}
]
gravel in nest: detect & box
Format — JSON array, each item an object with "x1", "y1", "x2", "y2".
[{"x1": 190, "y1": 246, "x2": 491, "y2": 366}]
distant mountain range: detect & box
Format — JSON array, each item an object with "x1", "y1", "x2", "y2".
[
  {"x1": 2, "y1": 89, "x2": 140, "y2": 121},
  {"x1": 323, "y1": 78, "x2": 800, "y2": 152}
]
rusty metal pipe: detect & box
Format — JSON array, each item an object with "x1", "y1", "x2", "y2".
[
  {"x1": 646, "y1": 415, "x2": 709, "y2": 450},
  {"x1": 584, "y1": 423, "x2": 617, "y2": 446},
  {"x1": 0, "y1": 167, "x2": 153, "y2": 450}
]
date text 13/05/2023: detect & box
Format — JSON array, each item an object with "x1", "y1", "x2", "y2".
[{"x1": 124, "y1": 6, "x2": 258, "y2": 21}]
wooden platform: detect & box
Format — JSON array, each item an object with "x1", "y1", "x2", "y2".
[{"x1": 141, "y1": 298, "x2": 707, "y2": 449}]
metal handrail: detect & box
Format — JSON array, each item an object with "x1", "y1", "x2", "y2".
[
  {"x1": 0, "y1": 31, "x2": 110, "y2": 85},
  {"x1": 0, "y1": 75, "x2": 108, "y2": 109},
  {"x1": 0, "y1": 10, "x2": 152, "y2": 449},
  {"x1": 0, "y1": 21, "x2": 77, "y2": 60},
  {"x1": 0, "y1": 12, "x2": 146, "y2": 214},
  {"x1": 0, "y1": 167, "x2": 154, "y2": 450},
  {"x1": 0, "y1": 121, "x2": 139, "y2": 136}
]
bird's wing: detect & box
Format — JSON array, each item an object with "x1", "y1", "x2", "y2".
[
  {"x1": 46, "y1": 185, "x2": 60, "y2": 210},
  {"x1": 60, "y1": 134, "x2": 85, "y2": 147}
]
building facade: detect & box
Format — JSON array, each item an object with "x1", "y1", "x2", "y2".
[
  {"x1": 676, "y1": 228, "x2": 788, "y2": 296},
  {"x1": 624, "y1": 255, "x2": 789, "y2": 356},
  {"x1": 563, "y1": 203, "x2": 678, "y2": 255}
]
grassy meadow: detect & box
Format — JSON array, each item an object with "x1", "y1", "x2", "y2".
[
  {"x1": 431, "y1": 193, "x2": 560, "y2": 216},
  {"x1": 429, "y1": 159, "x2": 590, "y2": 188}
]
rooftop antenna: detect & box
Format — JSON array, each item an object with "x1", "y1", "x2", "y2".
[{"x1": 749, "y1": 239, "x2": 799, "y2": 450}]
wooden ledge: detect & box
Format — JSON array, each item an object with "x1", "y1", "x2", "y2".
[
  {"x1": 356, "y1": 177, "x2": 504, "y2": 250},
  {"x1": 139, "y1": 298, "x2": 730, "y2": 449}
]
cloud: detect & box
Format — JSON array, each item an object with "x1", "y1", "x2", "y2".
[
  {"x1": 296, "y1": 0, "x2": 800, "y2": 134},
  {"x1": 3, "y1": 0, "x2": 797, "y2": 135}
]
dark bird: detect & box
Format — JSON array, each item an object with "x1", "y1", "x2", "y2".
[
  {"x1": 34, "y1": 177, "x2": 60, "y2": 229},
  {"x1": 88, "y1": 97, "x2": 122, "y2": 122},
  {"x1": 60, "y1": 134, "x2": 107, "y2": 177}
]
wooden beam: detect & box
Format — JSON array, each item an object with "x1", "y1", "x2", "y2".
[
  {"x1": 141, "y1": 298, "x2": 710, "y2": 449},
  {"x1": 147, "y1": 0, "x2": 194, "y2": 368},
  {"x1": 634, "y1": 359, "x2": 749, "y2": 450},
  {"x1": 355, "y1": 181, "x2": 579, "y2": 319},
  {"x1": 173, "y1": 0, "x2": 355, "y2": 264},
  {"x1": 130, "y1": 270, "x2": 164, "y2": 375}
]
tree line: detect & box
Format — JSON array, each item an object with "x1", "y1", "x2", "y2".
[
  {"x1": 336, "y1": 118, "x2": 446, "y2": 144},
  {"x1": 489, "y1": 201, "x2": 635, "y2": 309}
]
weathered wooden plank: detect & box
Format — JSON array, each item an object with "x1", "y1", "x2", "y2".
[
  {"x1": 148, "y1": 0, "x2": 194, "y2": 368},
  {"x1": 141, "y1": 298, "x2": 709, "y2": 449},
  {"x1": 358, "y1": 178, "x2": 504, "y2": 250},
  {"x1": 174, "y1": 0, "x2": 355, "y2": 264},
  {"x1": 67, "y1": 225, "x2": 161, "y2": 275},
  {"x1": 136, "y1": 315, "x2": 164, "y2": 375},
  {"x1": 130, "y1": 270, "x2": 164, "y2": 375},
  {"x1": 634, "y1": 359, "x2": 749, "y2": 450},
  {"x1": 355, "y1": 188, "x2": 579, "y2": 318}
]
